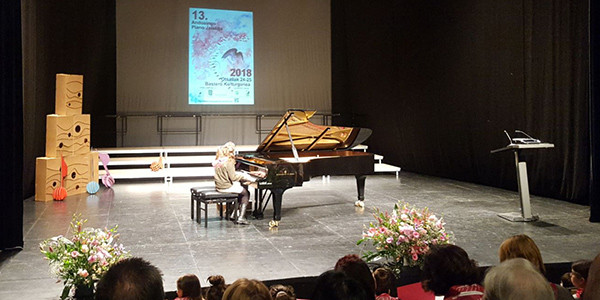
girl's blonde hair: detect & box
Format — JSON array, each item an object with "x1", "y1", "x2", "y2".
[
  {"x1": 216, "y1": 141, "x2": 236, "y2": 160},
  {"x1": 498, "y1": 234, "x2": 546, "y2": 274},
  {"x1": 222, "y1": 278, "x2": 272, "y2": 300}
]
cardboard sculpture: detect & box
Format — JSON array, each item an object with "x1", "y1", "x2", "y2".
[
  {"x1": 35, "y1": 74, "x2": 99, "y2": 201},
  {"x1": 55, "y1": 73, "x2": 83, "y2": 115}
]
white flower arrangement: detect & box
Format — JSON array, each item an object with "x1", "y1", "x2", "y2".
[
  {"x1": 358, "y1": 202, "x2": 452, "y2": 268},
  {"x1": 40, "y1": 215, "x2": 130, "y2": 299}
]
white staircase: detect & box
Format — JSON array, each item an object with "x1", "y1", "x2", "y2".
[{"x1": 95, "y1": 145, "x2": 401, "y2": 183}]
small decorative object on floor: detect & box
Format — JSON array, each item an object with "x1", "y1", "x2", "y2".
[
  {"x1": 357, "y1": 201, "x2": 452, "y2": 271},
  {"x1": 149, "y1": 154, "x2": 163, "y2": 172},
  {"x1": 53, "y1": 155, "x2": 68, "y2": 200},
  {"x1": 98, "y1": 152, "x2": 115, "y2": 188},
  {"x1": 86, "y1": 154, "x2": 100, "y2": 194},
  {"x1": 39, "y1": 214, "x2": 130, "y2": 299}
]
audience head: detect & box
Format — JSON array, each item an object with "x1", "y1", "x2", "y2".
[
  {"x1": 483, "y1": 258, "x2": 554, "y2": 300},
  {"x1": 222, "y1": 278, "x2": 271, "y2": 300},
  {"x1": 421, "y1": 244, "x2": 481, "y2": 296},
  {"x1": 560, "y1": 272, "x2": 574, "y2": 288},
  {"x1": 583, "y1": 252, "x2": 600, "y2": 300},
  {"x1": 269, "y1": 284, "x2": 296, "y2": 300},
  {"x1": 334, "y1": 254, "x2": 376, "y2": 299},
  {"x1": 311, "y1": 270, "x2": 369, "y2": 300},
  {"x1": 498, "y1": 234, "x2": 546, "y2": 274},
  {"x1": 95, "y1": 257, "x2": 164, "y2": 300},
  {"x1": 373, "y1": 267, "x2": 395, "y2": 295},
  {"x1": 177, "y1": 274, "x2": 202, "y2": 300},
  {"x1": 570, "y1": 259, "x2": 592, "y2": 290},
  {"x1": 205, "y1": 275, "x2": 227, "y2": 300}
]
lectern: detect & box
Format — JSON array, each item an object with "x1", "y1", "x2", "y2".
[{"x1": 491, "y1": 143, "x2": 554, "y2": 222}]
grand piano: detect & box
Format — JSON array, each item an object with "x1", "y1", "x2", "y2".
[{"x1": 236, "y1": 109, "x2": 374, "y2": 227}]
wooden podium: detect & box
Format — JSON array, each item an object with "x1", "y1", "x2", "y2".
[{"x1": 491, "y1": 143, "x2": 554, "y2": 222}]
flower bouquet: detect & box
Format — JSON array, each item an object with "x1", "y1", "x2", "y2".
[
  {"x1": 357, "y1": 201, "x2": 452, "y2": 269},
  {"x1": 40, "y1": 215, "x2": 130, "y2": 299}
]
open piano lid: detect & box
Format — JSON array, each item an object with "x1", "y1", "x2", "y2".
[{"x1": 256, "y1": 109, "x2": 372, "y2": 152}]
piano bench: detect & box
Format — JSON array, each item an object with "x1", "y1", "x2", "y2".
[{"x1": 190, "y1": 187, "x2": 239, "y2": 228}]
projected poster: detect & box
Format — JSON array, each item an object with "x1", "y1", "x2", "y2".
[{"x1": 189, "y1": 8, "x2": 254, "y2": 105}]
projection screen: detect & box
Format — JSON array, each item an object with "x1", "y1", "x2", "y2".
[{"x1": 117, "y1": 0, "x2": 331, "y2": 115}]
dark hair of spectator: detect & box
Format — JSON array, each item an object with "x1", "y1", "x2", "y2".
[
  {"x1": 177, "y1": 274, "x2": 202, "y2": 300},
  {"x1": 334, "y1": 254, "x2": 376, "y2": 300},
  {"x1": 572, "y1": 259, "x2": 593, "y2": 281},
  {"x1": 560, "y1": 272, "x2": 574, "y2": 288},
  {"x1": 421, "y1": 244, "x2": 481, "y2": 296},
  {"x1": 205, "y1": 275, "x2": 227, "y2": 300},
  {"x1": 373, "y1": 267, "x2": 395, "y2": 295},
  {"x1": 95, "y1": 257, "x2": 164, "y2": 300},
  {"x1": 311, "y1": 270, "x2": 369, "y2": 300},
  {"x1": 269, "y1": 284, "x2": 296, "y2": 300}
]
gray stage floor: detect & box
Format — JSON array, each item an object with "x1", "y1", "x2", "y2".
[{"x1": 2, "y1": 172, "x2": 599, "y2": 299}]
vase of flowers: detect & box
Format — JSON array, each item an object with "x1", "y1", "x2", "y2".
[
  {"x1": 357, "y1": 201, "x2": 452, "y2": 271},
  {"x1": 40, "y1": 215, "x2": 130, "y2": 299}
]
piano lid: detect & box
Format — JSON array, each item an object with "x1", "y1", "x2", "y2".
[{"x1": 256, "y1": 109, "x2": 372, "y2": 152}]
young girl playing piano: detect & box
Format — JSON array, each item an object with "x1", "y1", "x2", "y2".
[{"x1": 213, "y1": 141, "x2": 259, "y2": 225}]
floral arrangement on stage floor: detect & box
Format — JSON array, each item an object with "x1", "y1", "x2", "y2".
[
  {"x1": 40, "y1": 215, "x2": 130, "y2": 299},
  {"x1": 357, "y1": 201, "x2": 452, "y2": 269}
]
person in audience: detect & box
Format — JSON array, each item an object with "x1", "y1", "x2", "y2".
[
  {"x1": 498, "y1": 234, "x2": 572, "y2": 300},
  {"x1": 205, "y1": 275, "x2": 228, "y2": 300},
  {"x1": 311, "y1": 270, "x2": 369, "y2": 300},
  {"x1": 483, "y1": 258, "x2": 554, "y2": 300},
  {"x1": 560, "y1": 272, "x2": 574, "y2": 289},
  {"x1": 420, "y1": 244, "x2": 484, "y2": 300},
  {"x1": 175, "y1": 274, "x2": 203, "y2": 300},
  {"x1": 373, "y1": 267, "x2": 397, "y2": 300},
  {"x1": 570, "y1": 259, "x2": 593, "y2": 299},
  {"x1": 95, "y1": 257, "x2": 164, "y2": 300},
  {"x1": 334, "y1": 254, "x2": 376, "y2": 300},
  {"x1": 212, "y1": 141, "x2": 260, "y2": 225},
  {"x1": 582, "y1": 252, "x2": 600, "y2": 300},
  {"x1": 222, "y1": 278, "x2": 272, "y2": 300},
  {"x1": 269, "y1": 284, "x2": 296, "y2": 300}
]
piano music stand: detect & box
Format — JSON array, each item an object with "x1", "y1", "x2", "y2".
[{"x1": 490, "y1": 143, "x2": 554, "y2": 222}]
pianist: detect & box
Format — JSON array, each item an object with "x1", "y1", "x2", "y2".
[{"x1": 213, "y1": 141, "x2": 256, "y2": 225}]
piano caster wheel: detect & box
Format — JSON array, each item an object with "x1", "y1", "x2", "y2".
[
  {"x1": 354, "y1": 200, "x2": 365, "y2": 208},
  {"x1": 268, "y1": 220, "x2": 279, "y2": 228}
]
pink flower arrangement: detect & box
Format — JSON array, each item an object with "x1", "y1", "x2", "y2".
[
  {"x1": 357, "y1": 202, "x2": 452, "y2": 268},
  {"x1": 40, "y1": 215, "x2": 130, "y2": 299}
]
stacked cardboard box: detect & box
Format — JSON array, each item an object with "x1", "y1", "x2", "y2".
[{"x1": 35, "y1": 74, "x2": 99, "y2": 201}]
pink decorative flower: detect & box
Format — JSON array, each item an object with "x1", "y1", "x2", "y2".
[
  {"x1": 70, "y1": 251, "x2": 80, "y2": 258},
  {"x1": 78, "y1": 269, "x2": 89, "y2": 278},
  {"x1": 88, "y1": 255, "x2": 97, "y2": 264}
]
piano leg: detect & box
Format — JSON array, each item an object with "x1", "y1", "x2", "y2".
[
  {"x1": 252, "y1": 189, "x2": 264, "y2": 219},
  {"x1": 355, "y1": 174, "x2": 367, "y2": 201},
  {"x1": 271, "y1": 188, "x2": 288, "y2": 221}
]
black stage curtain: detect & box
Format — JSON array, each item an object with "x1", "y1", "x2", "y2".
[
  {"x1": 21, "y1": 0, "x2": 117, "y2": 198},
  {"x1": 1, "y1": 0, "x2": 24, "y2": 249},
  {"x1": 591, "y1": 1, "x2": 600, "y2": 222},
  {"x1": 332, "y1": 1, "x2": 590, "y2": 205}
]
